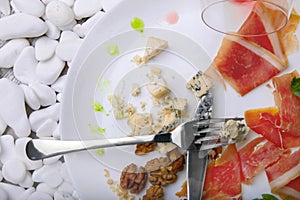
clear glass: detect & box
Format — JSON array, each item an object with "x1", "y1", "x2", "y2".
[{"x1": 201, "y1": 0, "x2": 294, "y2": 36}]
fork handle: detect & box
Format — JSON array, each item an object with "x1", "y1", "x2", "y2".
[{"x1": 26, "y1": 133, "x2": 172, "y2": 160}]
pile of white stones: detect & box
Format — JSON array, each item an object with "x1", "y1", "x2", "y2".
[{"x1": 0, "y1": 0, "x2": 120, "y2": 199}]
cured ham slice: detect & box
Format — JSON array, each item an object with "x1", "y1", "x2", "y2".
[
  {"x1": 203, "y1": 144, "x2": 242, "y2": 199},
  {"x1": 238, "y1": 137, "x2": 286, "y2": 183},
  {"x1": 273, "y1": 70, "x2": 300, "y2": 136},
  {"x1": 238, "y1": 1, "x2": 287, "y2": 64},
  {"x1": 265, "y1": 149, "x2": 300, "y2": 192},
  {"x1": 213, "y1": 35, "x2": 285, "y2": 96},
  {"x1": 277, "y1": 176, "x2": 300, "y2": 200},
  {"x1": 244, "y1": 107, "x2": 300, "y2": 148}
]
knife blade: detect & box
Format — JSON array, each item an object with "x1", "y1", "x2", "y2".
[{"x1": 187, "y1": 92, "x2": 213, "y2": 200}]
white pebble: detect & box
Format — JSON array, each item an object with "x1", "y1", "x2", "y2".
[
  {"x1": 51, "y1": 75, "x2": 66, "y2": 93},
  {"x1": 0, "y1": 116, "x2": 7, "y2": 135},
  {"x1": 0, "y1": 135, "x2": 16, "y2": 164},
  {"x1": 46, "y1": 1, "x2": 75, "y2": 27},
  {"x1": 56, "y1": 38, "x2": 82, "y2": 62},
  {"x1": 19, "y1": 171, "x2": 33, "y2": 188},
  {"x1": 35, "y1": 36, "x2": 58, "y2": 61},
  {"x1": 0, "y1": 79, "x2": 31, "y2": 137},
  {"x1": 0, "y1": 185, "x2": 8, "y2": 200},
  {"x1": 0, "y1": 0, "x2": 10, "y2": 16},
  {"x1": 0, "y1": 39, "x2": 29, "y2": 68},
  {"x1": 12, "y1": 0, "x2": 45, "y2": 17},
  {"x1": 13, "y1": 46, "x2": 38, "y2": 84},
  {"x1": 29, "y1": 103, "x2": 60, "y2": 132},
  {"x1": 20, "y1": 84, "x2": 41, "y2": 110},
  {"x1": 36, "y1": 55, "x2": 65, "y2": 85},
  {"x1": 81, "y1": 11, "x2": 105, "y2": 34},
  {"x1": 29, "y1": 82, "x2": 57, "y2": 107},
  {"x1": 19, "y1": 187, "x2": 35, "y2": 200},
  {"x1": 2, "y1": 159, "x2": 27, "y2": 184},
  {"x1": 57, "y1": 92, "x2": 63, "y2": 102},
  {"x1": 72, "y1": 190, "x2": 79, "y2": 199},
  {"x1": 0, "y1": 13, "x2": 48, "y2": 40},
  {"x1": 59, "y1": 163, "x2": 71, "y2": 182},
  {"x1": 36, "y1": 119, "x2": 57, "y2": 138},
  {"x1": 43, "y1": 169, "x2": 63, "y2": 188},
  {"x1": 58, "y1": 182, "x2": 74, "y2": 194},
  {"x1": 15, "y1": 137, "x2": 43, "y2": 170},
  {"x1": 45, "y1": 20, "x2": 61, "y2": 40},
  {"x1": 52, "y1": 123, "x2": 60, "y2": 139},
  {"x1": 43, "y1": 154, "x2": 61, "y2": 165},
  {"x1": 36, "y1": 183, "x2": 56, "y2": 197},
  {"x1": 0, "y1": 182, "x2": 24, "y2": 200},
  {"x1": 28, "y1": 191, "x2": 53, "y2": 200},
  {"x1": 32, "y1": 161, "x2": 62, "y2": 185},
  {"x1": 72, "y1": 24, "x2": 84, "y2": 38},
  {"x1": 73, "y1": 0, "x2": 102, "y2": 19},
  {"x1": 54, "y1": 191, "x2": 75, "y2": 200},
  {"x1": 101, "y1": 0, "x2": 122, "y2": 12},
  {"x1": 60, "y1": 30, "x2": 79, "y2": 41}
]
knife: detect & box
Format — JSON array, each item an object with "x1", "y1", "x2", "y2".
[{"x1": 187, "y1": 92, "x2": 213, "y2": 200}]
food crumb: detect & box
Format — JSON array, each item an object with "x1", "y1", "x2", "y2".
[
  {"x1": 165, "y1": 11, "x2": 179, "y2": 24},
  {"x1": 131, "y1": 83, "x2": 141, "y2": 96},
  {"x1": 107, "y1": 178, "x2": 114, "y2": 185}
]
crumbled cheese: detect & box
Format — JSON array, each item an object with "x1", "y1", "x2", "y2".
[
  {"x1": 146, "y1": 73, "x2": 170, "y2": 98},
  {"x1": 151, "y1": 67, "x2": 161, "y2": 75},
  {"x1": 131, "y1": 54, "x2": 143, "y2": 65},
  {"x1": 128, "y1": 113, "x2": 153, "y2": 136},
  {"x1": 131, "y1": 83, "x2": 141, "y2": 96},
  {"x1": 187, "y1": 71, "x2": 212, "y2": 98},
  {"x1": 108, "y1": 95, "x2": 136, "y2": 119},
  {"x1": 162, "y1": 97, "x2": 187, "y2": 112},
  {"x1": 140, "y1": 101, "x2": 147, "y2": 111},
  {"x1": 221, "y1": 120, "x2": 249, "y2": 142},
  {"x1": 143, "y1": 37, "x2": 168, "y2": 64}
]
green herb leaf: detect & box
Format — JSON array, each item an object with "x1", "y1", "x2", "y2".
[
  {"x1": 252, "y1": 194, "x2": 279, "y2": 200},
  {"x1": 291, "y1": 77, "x2": 300, "y2": 97}
]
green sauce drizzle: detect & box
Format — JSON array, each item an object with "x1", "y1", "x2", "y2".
[
  {"x1": 88, "y1": 123, "x2": 106, "y2": 135},
  {"x1": 130, "y1": 17, "x2": 144, "y2": 33},
  {"x1": 94, "y1": 148, "x2": 105, "y2": 156},
  {"x1": 92, "y1": 101, "x2": 104, "y2": 112},
  {"x1": 106, "y1": 44, "x2": 119, "y2": 55}
]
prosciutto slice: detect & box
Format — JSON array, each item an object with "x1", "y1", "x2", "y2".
[
  {"x1": 265, "y1": 149, "x2": 300, "y2": 192},
  {"x1": 238, "y1": 137, "x2": 286, "y2": 183},
  {"x1": 203, "y1": 144, "x2": 242, "y2": 199},
  {"x1": 277, "y1": 175, "x2": 300, "y2": 200},
  {"x1": 273, "y1": 70, "x2": 300, "y2": 136}
]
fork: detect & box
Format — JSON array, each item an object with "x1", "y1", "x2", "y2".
[{"x1": 25, "y1": 117, "x2": 243, "y2": 160}]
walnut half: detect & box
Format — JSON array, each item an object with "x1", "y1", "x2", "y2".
[
  {"x1": 142, "y1": 185, "x2": 164, "y2": 200},
  {"x1": 120, "y1": 163, "x2": 148, "y2": 194}
]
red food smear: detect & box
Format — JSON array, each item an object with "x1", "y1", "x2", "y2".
[
  {"x1": 165, "y1": 11, "x2": 179, "y2": 24},
  {"x1": 266, "y1": 149, "x2": 300, "y2": 192},
  {"x1": 244, "y1": 107, "x2": 300, "y2": 148},
  {"x1": 213, "y1": 37, "x2": 280, "y2": 96},
  {"x1": 238, "y1": 137, "x2": 286, "y2": 184},
  {"x1": 203, "y1": 144, "x2": 242, "y2": 199},
  {"x1": 272, "y1": 70, "x2": 300, "y2": 136}
]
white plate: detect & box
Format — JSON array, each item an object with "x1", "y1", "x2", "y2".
[{"x1": 61, "y1": 0, "x2": 300, "y2": 199}]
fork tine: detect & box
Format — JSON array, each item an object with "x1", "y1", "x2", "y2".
[
  {"x1": 193, "y1": 117, "x2": 244, "y2": 128},
  {"x1": 199, "y1": 141, "x2": 236, "y2": 151},
  {"x1": 194, "y1": 127, "x2": 222, "y2": 135},
  {"x1": 195, "y1": 135, "x2": 220, "y2": 142}
]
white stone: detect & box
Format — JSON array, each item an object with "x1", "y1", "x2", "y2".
[
  {"x1": 45, "y1": 20, "x2": 61, "y2": 40},
  {"x1": 36, "y1": 119, "x2": 57, "y2": 138},
  {"x1": 20, "y1": 84, "x2": 40, "y2": 110},
  {"x1": 35, "y1": 36, "x2": 58, "y2": 61},
  {"x1": 102, "y1": 0, "x2": 122, "y2": 12},
  {"x1": 0, "y1": 13, "x2": 48, "y2": 40},
  {"x1": 0, "y1": 135, "x2": 16, "y2": 164},
  {"x1": 58, "y1": 182, "x2": 74, "y2": 194},
  {"x1": 46, "y1": 1, "x2": 75, "y2": 27},
  {"x1": 2, "y1": 159, "x2": 27, "y2": 184},
  {"x1": 0, "y1": 182, "x2": 24, "y2": 200},
  {"x1": 54, "y1": 191, "x2": 75, "y2": 200},
  {"x1": 0, "y1": 185, "x2": 8, "y2": 200},
  {"x1": 0, "y1": 0, "x2": 10, "y2": 16},
  {"x1": 60, "y1": 30, "x2": 79, "y2": 41},
  {"x1": 57, "y1": 19, "x2": 76, "y2": 31},
  {"x1": 12, "y1": 0, "x2": 45, "y2": 17},
  {"x1": 60, "y1": 0, "x2": 75, "y2": 7},
  {"x1": 0, "y1": 39, "x2": 29, "y2": 68},
  {"x1": 9, "y1": 1, "x2": 20, "y2": 13},
  {"x1": 56, "y1": 38, "x2": 82, "y2": 62},
  {"x1": 29, "y1": 103, "x2": 60, "y2": 132},
  {"x1": 56, "y1": 92, "x2": 63, "y2": 102},
  {"x1": 59, "y1": 163, "x2": 71, "y2": 182},
  {"x1": 73, "y1": 0, "x2": 102, "y2": 19},
  {"x1": 51, "y1": 75, "x2": 66, "y2": 93},
  {"x1": 13, "y1": 46, "x2": 38, "y2": 84},
  {"x1": 19, "y1": 171, "x2": 33, "y2": 188},
  {"x1": 32, "y1": 161, "x2": 62, "y2": 183},
  {"x1": 0, "y1": 116, "x2": 7, "y2": 135},
  {"x1": 81, "y1": 11, "x2": 105, "y2": 35},
  {"x1": 72, "y1": 190, "x2": 79, "y2": 199},
  {"x1": 19, "y1": 187, "x2": 35, "y2": 200},
  {"x1": 43, "y1": 154, "x2": 61, "y2": 165},
  {"x1": 52, "y1": 123, "x2": 60, "y2": 139},
  {"x1": 15, "y1": 137, "x2": 43, "y2": 170},
  {"x1": 72, "y1": 24, "x2": 84, "y2": 38},
  {"x1": 28, "y1": 191, "x2": 53, "y2": 200},
  {"x1": 0, "y1": 79, "x2": 31, "y2": 137},
  {"x1": 36, "y1": 183, "x2": 56, "y2": 197},
  {"x1": 36, "y1": 55, "x2": 65, "y2": 85},
  {"x1": 43, "y1": 171, "x2": 63, "y2": 188},
  {"x1": 29, "y1": 82, "x2": 57, "y2": 107}
]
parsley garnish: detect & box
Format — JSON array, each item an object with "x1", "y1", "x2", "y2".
[
  {"x1": 253, "y1": 194, "x2": 290, "y2": 200},
  {"x1": 291, "y1": 77, "x2": 300, "y2": 97}
]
